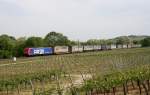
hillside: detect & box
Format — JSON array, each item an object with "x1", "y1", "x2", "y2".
[{"x1": 116, "y1": 35, "x2": 150, "y2": 41}]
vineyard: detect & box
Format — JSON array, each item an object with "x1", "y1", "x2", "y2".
[{"x1": 0, "y1": 48, "x2": 150, "y2": 95}]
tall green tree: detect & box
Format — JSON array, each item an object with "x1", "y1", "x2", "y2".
[
  {"x1": 44, "y1": 31, "x2": 70, "y2": 47},
  {"x1": 116, "y1": 38, "x2": 124, "y2": 45},
  {"x1": 69, "y1": 40, "x2": 79, "y2": 45},
  {"x1": 86, "y1": 39, "x2": 100, "y2": 45},
  {"x1": 141, "y1": 37, "x2": 150, "y2": 47},
  {"x1": 25, "y1": 37, "x2": 44, "y2": 47},
  {"x1": 115, "y1": 37, "x2": 125, "y2": 48},
  {"x1": 0, "y1": 34, "x2": 16, "y2": 58},
  {"x1": 15, "y1": 37, "x2": 26, "y2": 57},
  {"x1": 133, "y1": 40, "x2": 141, "y2": 45},
  {"x1": 105, "y1": 39, "x2": 113, "y2": 45},
  {"x1": 86, "y1": 39, "x2": 111, "y2": 45}
]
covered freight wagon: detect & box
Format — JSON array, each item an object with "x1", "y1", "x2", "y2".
[
  {"x1": 111, "y1": 44, "x2": 116, "y2": 49},
  {"x1": 123, "y1": 45, "x2": 127, "y2": 48},
  {"x1": 127, "y1": 44, "x2": 132, "y2": 48},
  {"x1": 54, "y1": 46, "x2": 69, "y2": 54},
  {"x1": 24, "y1": 47, "x2": 53, "y2": 56},
  {"x1": 106, "y1": 45, "x2": 111, "y2": 50},
  {"x1": 93, "y1": 45, "x2": 101, "y2": 50},
  {"x1": 72, "y1": 46, "x2": 83, "y2": 53},
  {"x1": 116, "y1": 44, "x2": 123, "y2": 49},
  {"x1": 101, "y1": 44, "x2": 107, "y2": 50},
  {"x1": 83, "y1": 45, "x2": 94, "y2": 51}
]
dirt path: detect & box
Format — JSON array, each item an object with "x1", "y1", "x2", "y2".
[
  {"x1": 0, "y1": 61, "x2": 33, "y2": 67},
  {"x1": 62, "y1": 74, "x2": 92, "y2": 95}
]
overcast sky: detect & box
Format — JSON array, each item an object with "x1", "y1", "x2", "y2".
[{"x1": 0, "y1": 0, "x2": 150, "y2": 41}]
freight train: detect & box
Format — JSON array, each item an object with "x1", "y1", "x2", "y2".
[{"x1": 24, "y1": 44, "x2": 141, "y2": 56}]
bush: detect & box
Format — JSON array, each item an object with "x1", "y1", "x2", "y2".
[
  {"x1": 0, "y1": 50, "x2": 12, "y2": 59},
  {"x1": 141, "y1": 37, "x2": 150, "y2": 47}
]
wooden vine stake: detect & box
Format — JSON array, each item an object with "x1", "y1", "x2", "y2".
[{"x1": 29, "y1": 80, "x2": 35, "y2": 95}]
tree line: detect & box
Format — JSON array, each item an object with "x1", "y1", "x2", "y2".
[
  {"x1": 0, "y1": 32, "x2": 71, "y2": 58},
  {"x1": 0, "y1": 31, "x2": 150, "y2": 58}
]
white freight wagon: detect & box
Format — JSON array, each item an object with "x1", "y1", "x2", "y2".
[
  {"x1": 54, "y1": 46, "x2": 69, "y2": 54},
  {"x1": 93, "y1": 45, "x2": 101, "y2": 50},
  {"x1": 111, "y1": 44, "x2": 116, "y2": 49},
  {"x1": 84, "y1": 45, "x2": 94, "y2": 51},
  {"x1": 72, "y1": 46, "x2": 83, "y2": 52},
  {"x1": 123, "y1": 45, "x2": 127, "y2": 48},
  {"x1": 106, "y1": 45, "x2": 111, "y2": 50},
  {"x1": 117, "y1": 44, "x2": 123, "y2": 49}
]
